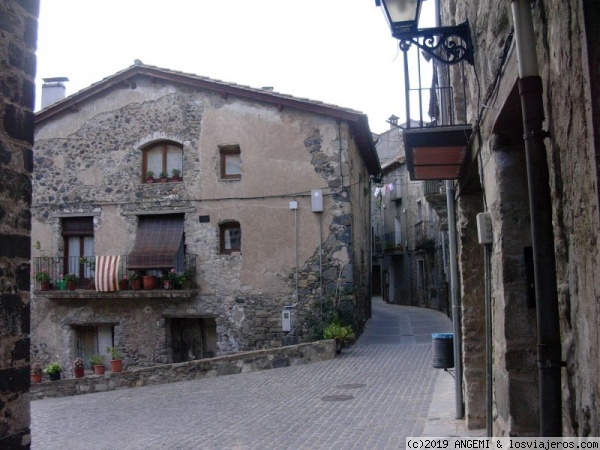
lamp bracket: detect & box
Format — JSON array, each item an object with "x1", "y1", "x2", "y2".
[{"x1": 395, "y1": 21, "x2": 474, "y2": 66}]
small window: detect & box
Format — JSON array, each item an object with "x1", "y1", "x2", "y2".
[
  {"x1": 219, "y1": 144, "x2": 241, "y2": 180},
  {"x1": 142, "y1": 141, "x2": 183, "y2": 180},
  {"x1": 220, "y1": 221, "x2": 241, "y2": 254}
]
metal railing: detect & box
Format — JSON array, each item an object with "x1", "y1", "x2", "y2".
[
  {"x1": 414, "y1": 221, "x2": 435, "y2": 249},
  {"x1": 424, "y1": 180, "x2": 446, "y2": 196},
  {"x1": 32, "y1": 254, "x2": 197, "y2": 291}
]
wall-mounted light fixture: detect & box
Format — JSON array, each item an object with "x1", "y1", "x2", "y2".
[{"x1": 375, "y1": 0, "x2": 474, "y2": 65}]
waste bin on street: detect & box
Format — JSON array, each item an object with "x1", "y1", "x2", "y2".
[{"x1": 432, "y1": 332, "x2": 454, "y2": 369}]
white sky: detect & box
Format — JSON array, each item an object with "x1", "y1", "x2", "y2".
[{"x1": 35, "y1": 0, "x2": 435, "y2": 134}]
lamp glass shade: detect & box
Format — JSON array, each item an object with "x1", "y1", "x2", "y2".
[{"x1": 380, "y1": 0, "x2": 422, "y2": 32}]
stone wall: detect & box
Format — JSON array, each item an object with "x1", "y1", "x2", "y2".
[
  {"x1": 0, "y1": 0, "x2": 38, "y2": 448},
  {"x1": 446, "y1": 0, "x2": 600, "y2": 436},
  {"x1": 29, "y1": 339, "x2": 336, "y2": 400}
]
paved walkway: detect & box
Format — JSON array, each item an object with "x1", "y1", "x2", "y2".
[{"x1": 31, "y1": 298, "x2": 481, "y2": 449}]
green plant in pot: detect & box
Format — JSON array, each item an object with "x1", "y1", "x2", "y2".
[
  {"x1": 90, "y1": 354, "x2": 106, "y2": 375},
  {"x1": 107, "y1": 346, "x2": 123, "y2": 373},
  {"x1": 323, "y1": 321, "x2": 356, "y2": 354},
  {"x1": 43, "y1": 361, "x2": 63, "y2": 381}
]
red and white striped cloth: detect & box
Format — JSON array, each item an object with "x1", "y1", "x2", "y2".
[{"x1": 95, "y1": 255, "x2": 122, "y2": 292}]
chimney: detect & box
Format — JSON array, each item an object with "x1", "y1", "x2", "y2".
[
  {"x1": 387, "y1": 115, "x2": 399, "y2": 128},
  {"x1": 41, "y1": 77, "x2": 69, "y2": 108}
]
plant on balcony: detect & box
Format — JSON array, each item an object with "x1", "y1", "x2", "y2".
[
  {"x1": 31, "y1": 362, "x2": 43, "y2": 383},
  {"x1": 35, "y1": 269, "x2": 52, "y2": 290},
  {"x1": 43, "y1": 361, "x2": 63, "y2": 381},
  {"x1": 63, "y1": 273, "x2": 78, "y2": 290},
  {"x1": 171, "y1": 168, "x2": 182, "y2": 181},
  {"x1": 128, "y1": 271, "x2": 141, "y2": 290}
]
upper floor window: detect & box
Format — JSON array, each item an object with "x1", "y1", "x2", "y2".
[
  {"x1": 220, "y1": 221, "x2": 241, "y2": 254},
  {"x1": 219, "y1": 144, "x2": 241, "y2": 180},
  {"x1": 142, "y1": 141, "x2": 183, "y2": 180}
]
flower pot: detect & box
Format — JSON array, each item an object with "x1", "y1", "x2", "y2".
[
  {"x1": 31, "y1": 373, "x2": 42, "y2": 384},
  {"x1": 130, "y1": 279, "x2": 142, "y2": 290},
  {"x1": 119, "y1": 279, "x2": 129, "y2": 290},
  {"x1": 171, "y1": 175, "x2": 181, "y2": 182},
  {"x1": 110, "y1": 359, "x2": 123, "y2": 373},
  {"x1": 67, "y1": 281, "x2": 76, "y2": 291},
  {"x1": 74, "y1": 367, "x2": 85, "y2": 378},
  {"x1": 163, "y1": 280, "x2": 172, "y2": 290},
  {"x1": 40, "y1": 281, "x2": 50, "y2": 291},
  {"x1": 146, "y1": 177, "x2": 154, "y2": 184},
  {"x1": 48, "y1": 372, "x2": 61, "y2": 381},
  {"x1": 57, "y1": 279, "x2": 67, "y2": 290},
  {"x1": 142, "y1": 275, "x2": 156, "y2": 290},
  {"x1": 93, "y1": 365, "x2": 105, "y2": 375}
]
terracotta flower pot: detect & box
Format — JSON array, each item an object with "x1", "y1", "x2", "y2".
[
  {"x1": 142, "y1": 275, "x2": 156, "y2": 290},
  {"x1": 110, "y1": 359, "x2": 123, "y2": 373},
  {"x1": 93, "y1": 365, "x2": 105, "y2": 375},
  {"x1": 67, "y1": 281, "x2": 76, "y2": 291},
  {"x1": 40, "y1": 281, "x2": 50, "y2": 291},
  {"x1": 119, "y1": 279, "x2": 129, "y2": 290},
  {"x1": 31, "y1": 373, "x2": 42, "y2": 384},
  {"x1": 130, "y1": 279, "x2": 142, "y2": 290}
]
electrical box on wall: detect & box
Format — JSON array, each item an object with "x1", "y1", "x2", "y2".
[
  {"x1": 289, "y1": 201, "x2": 298, "y2": 210},
  {"x1": 281, "y1": 307, "x2": 292, "y2": 332},
  {"x1": 476, "y1": 212, "x2": 493, "y2": 244},
  {"x1": 311, "y1": 189, "x2": 323, "y2": 212}
]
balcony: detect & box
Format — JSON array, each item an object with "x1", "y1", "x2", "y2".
[
  {"x1": 414, "y1": 221, "x2": 435, "y2": 250},
  {"x1": 382, "y1": 232, "x2": 404, "y2": 254},
  {"x1": 389, "y1": 181, "x2": 403, "y2": 202},
  {"x1": 32, "y1": 255, "x2": 197, "y2": 298}
]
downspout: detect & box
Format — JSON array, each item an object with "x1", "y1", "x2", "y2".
[
  {"x1": 446, "y1": 180, "x2": 464, "y2": 419},
  {"x1": 510, "y1": 0, "x2": 562, "y2": 436}
]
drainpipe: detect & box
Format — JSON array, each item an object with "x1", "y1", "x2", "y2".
[
  {"x1": 446, "y1": 180, "x2": 464, "y2": 419},
  {"x1": 510, "y1": 0, "x2": 562, "y2": 436}
]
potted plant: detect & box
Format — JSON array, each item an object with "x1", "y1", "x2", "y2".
[
  {"x1": 31, "y1": 362, "x2": 43, "y2": 383},
  {"x1": 323, "y1": 322, "x2": 356, "y2": 354},
  {"x1": 146, "y1": 170, "x2": 154, "y2": 183},
  {"x1": 63, "y1": 273, "x2": 78, "y2": 291},
  {"x1": 43, "y1": 361, "x2": 63, "y2": 381},
  {"x1": 73, "y1": 357, "x2": 85, "y2": 378},
  {"x1": 128, "y1": 271, "x2": 141, "y2": 290},
  {"x1": 90, "y1": 354, "x2": 106, "y2": 375},
  {"x1": 107, "y1": 346, "x2": 123, "y2": 372},
  {"x1": 171, "y1": 168, "x2": 182, "y2": 181},
  {"x1": 79, "y1": 256, "x2": 96, "y2": 289},
  {"x1": 163, "y1": 268, "x2": 178, "y2": 289},
  {"x1": 35, "y1": 269, "x2": 52, "y2": 291},
  {"x1": 159, "y1": 170, "x2": 169, "y2": 182},
  {"x1": 119, "y1": 275, "x2": 129, "y2": 290},
  {"x1": 142, "y1": 273, "x2": 157, "y2": 290}
]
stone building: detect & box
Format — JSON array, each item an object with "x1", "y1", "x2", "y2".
[
  {"x1": 0, "y1": 0, "x2": 38, "y2": 447},
  {"x1": 392, "y1": 0, "x2": 599, "y2": 437},
  {"x1": 372, "y1": 121, "x2": 448, "y2": 313},
  {"x1": 31, "y1": 62, "x2": 379, "y2": 373}
]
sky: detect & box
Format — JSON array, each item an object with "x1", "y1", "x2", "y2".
[{"x1": 35, "y1": 0, "x2": 435, "y2": 134}]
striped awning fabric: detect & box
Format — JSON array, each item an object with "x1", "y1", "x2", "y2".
[{"x1": 95, "y1": 255, "x2": 122, "y2": 292}]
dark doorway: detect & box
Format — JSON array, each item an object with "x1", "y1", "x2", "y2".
[
  {"x1": 170, "y1": 318, "x2": 217, "y2": 362},
  {"x1": 372, "y1": 264, "x2": 382, "y2": 296}
]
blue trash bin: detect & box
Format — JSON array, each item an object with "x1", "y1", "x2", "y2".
[{"x1": 432, "y1": 333, "x2": 454, "y2": 369}]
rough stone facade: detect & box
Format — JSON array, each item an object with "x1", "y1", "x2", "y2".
[
  {"x1": 31, "y1": 65, "x2": 378, "y2": 376},
  {"x1": 0, "y1": 0, "x2": 38, "y2": 447},
  {"x1": 442, "y1": 0, "x2": 600, "y2": 436}
]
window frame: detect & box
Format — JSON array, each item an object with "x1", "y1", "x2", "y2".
[
  {"x1": 219, "y1": 144, "x2": 241, "y2": 180},
  {"x1": 142, "y1": 141, "x2": 183, "y2": 181},
  {"x1": 62, "y1": 217, "x2": 94, "y2": 282},
  {"x1": 219, "y1": 221, "x2": 241, "y2": 254}
]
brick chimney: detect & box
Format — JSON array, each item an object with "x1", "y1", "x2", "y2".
[{"x1": 41, "y1": 77, "x2": 69, "y2": 108}]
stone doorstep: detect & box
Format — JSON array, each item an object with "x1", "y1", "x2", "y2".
[{"x1": 29, "y1": 339, "x2": 337, "y2": 400}]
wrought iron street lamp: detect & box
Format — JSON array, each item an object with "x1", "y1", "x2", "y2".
[{"x1": 375, "y1": 0, "x2": 474, "y2": 65}]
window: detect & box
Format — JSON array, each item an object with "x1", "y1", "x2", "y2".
[
  {"x1": 74, "y1": 325, "x2": 114, "y2": 368},
  {"x1": 142, "y1": 141, "x2": 183, "y2": 180},
  {"x1": 219, "y1": 144, "x2": 241, "y2": 179},
  {"x1": 220, "y1": 221, "x2": 241, "y2": 254},
  {"x1": 62, "y1": 217, "x2": 94, "y2": 282}
]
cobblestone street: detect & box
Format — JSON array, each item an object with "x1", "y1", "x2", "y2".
[{"x1": 31, "y1": 298, "x2": 458, "y2": 449}]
